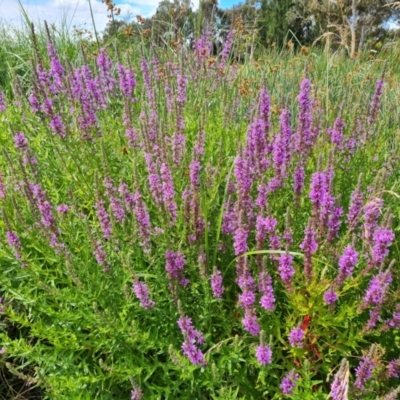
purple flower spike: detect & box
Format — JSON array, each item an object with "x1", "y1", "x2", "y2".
[
  {"x1": 280, "y1": 370, "x2": 299, "y2": 395},
  {"x1": 372, "y1": 227, "x2": 394, "y2": 265},
  {"x1": 337, "y1": 245, "x2": 358, "y2": 284},
  {"x1": 278, "y1": 253, "x2": 295, "y2": 287},
  {"x1": 165, "y1": 250, "x2": 188, "y2": 286},
  {"x1": 178, "y1": 315, "x2": 206, "y2": 366},
  {"x1": 354, "y1": 349, "x2": 376, "y2": 392},
  {"x1": 131, "y1": 388, "x2": 143, "y2": 400},
  {"x1": 14, "y1": 133, "x2": 28, "y2": 151},
  {"x1": 242, "y1": 309, "x2": 260, "y2": 336},
  {"x1": 330, "y1": 359, "x2": 349, "y2": 400},
  {"x1": 288, "y1": 327, "x2": 304, "y2": 348},
  {"x1": 210, "y1": 269, "x2": 224, "y2": 299},
  {"x1": 324, "y1": 290, "x2": 338, "y2": 305},
  {"x1": 0, "y1": 92, "x2": 6, "y2": 112},
  {"x1": 132, "y1": 280, "x2": 155, "y2": 309},
  {"x1": 56, "y1": 204, "x2": 69, "y2": 213},
  {"x1": 258, "y1": 271, "x2": 275, "y2": 311},
  {"x1": 255, "y1": 344, "x2": 272, "y2": 366}
]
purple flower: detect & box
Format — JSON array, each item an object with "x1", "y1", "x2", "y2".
[
  {"x1": 239, "y1": 290, "x2": 256, "y2": 308},
  {"x1": 300, "y1": 220, "x2": 317, "y2": 280},
  {"x1": 0, "y1": 92, "x2": 6, "y2": 112},
  {"x1": 97, "y1": 48, "x2": 116, "y2": 93},
  {"x1": 131, "y1": 190, "x2": 152, "y2": 249},
  {"x1": 255, "y1": 344, "x2": 272, "y2": 366},
  {"x1": 94, "y1": 199, "x2": 112, "y2": 240},
  {"x1": 363, "y1": 197, "x2": 383, "y2": 243},
  {"x1": 368, "y1": 78, "x2": 384, "y2": 125},
  {"x1": 278, "y1": 253, "x2": 295, "y2": 287},
  {"x1": 295, "y1": 78, "x2": 313, "y2": 153},
  {"x1": 118, "y1": 63, "x2": 137, "y2": 99},
  {"x1": 14, "y1": 133, "x2": 28, "y2": 151},
  {"x1": 384, "y1": 304, "x2": 400, "y2": 330},
  {"x1": 324, "y1": 290, "x2": 338, "y2": 305},
  {"x1": 258, "y1": 271, "x2": 275, "y2": 311},
  {"x1": 56, "y1": 204, "x2": 69, "y2": 213},
  {"x1": 178, "y1": 315, "x2": 206, "y2": 366},
  {"x1": 327, "y1": 206, "x2": 343, "y2": 241},
  {"x1": 131, "y1": 388, "x2": 143, "y2": 400},
  {"x1": 93, "y1": 240, "x2": 108, "y2": 272},
  {"x1": 222, "y1": 199, "x2": 236, "y2": 234},
  {"x1": 362, "y1": 270, "x2": 392, "y2": 307},
  {"x1": 330, "y1": 358, "x2": 349, "y2": 400},
  {"x1": 160, "y1": 162, "x2": 178, "y2": 223},
  {"x1": 288, "y1": 327, "x2": 304, "y2": 348},
  {"x1": 337, "y1": 245, "x2": 358, "y2": 284},
  {"x1": 210, "y1": 269, "x2": 224, "y2": 299},
  {"x1": 242, "y1": 309, "x2": 260, "y2": 336},
  {"x1": 354, "y1": 352, "x2": 375, "y2": 391},
  {"x1": 132, "y1": 280, "x2": 155, "y2": 309},
  {"x1": 293, "y1": 165, "x2": 305, "y2": 196},
  {"x1": 220, "y1": 29, "x2": 235, "y2": 64},
  {"x1": 47, "y1": 42, "x2": 64, "y2": 89},
  {"x1": 165, "y1": 251, "x2": 188, "y2": 286},
  {"x1": 327, "y1": 116, "x2": 345, "y2": 147},
  {"x1": 0, "y1": 173, "x2": 5, "y2": 199},
  {"x1": 233, "y1": 226, "x2": 248, "y2": 256},
  {"x1": 103, "y1": 178, "x2": 125, "y2": 223},
  {"x1": 387, "y1": 358, "x2": 400, "y2": 378},
  {"x1": 346, "y1": 186, "x2": 363, "y2": 230},
  {"x1": 280, "y1": 370, "x2": 299, "y2": 395},
  {"x1": 372, "y1": 227, "x2": 394, "y2": 264}
]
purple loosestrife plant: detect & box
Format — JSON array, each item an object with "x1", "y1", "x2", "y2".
[
  {"x1": 387, "y1": 358, "x2": 400, "y2": 378},
  {"x1": 0, "y1": 92, "x2": 6, "y2": 111},
  {"x1": 97, "y1": 48, "x2": 116, "y2": 93},
  {"x1": 354, "y1": 345, "x2": 376, "y2": 392},
  {"x1": 165, "y1": 250, "x2": 188, "y2": 287},
  {"x1": 210, "y1": 269, "x2": 224, "y2": 299},
  {"x1": 6, "y1": 230, "x2": 22, "y2": 261},
  {"x1": 363, "y1": 197, "x2": 383, "y2": 244},
  {"x1": 177, "y1": 315, "x2": 206, "y2": 366},
  {"x1": 258, "y1": 271, "x2": 275, "y2": 311},
  {"x1": 368, "y1": 78, "x2": 384, "y2": 126},
  {"x1": 329, "y1": 358, "x2": 349, "y2": 400},
  {"x1": 104, "y1": 178, "x2": 126, "y2": 224},
  {"x1": 132, "y1": 280, "x2": 155, "y2": 309},
  {"x1": 327, "y1": 116, "x2": 345, "y2": 148},
  {"x1": 0, "y1": 173, "x2": 5, "y2": 199},
  {"x1": 295, "y1": 78, "x2": 313, "y2": 153},
  {"x1": 299, "y1": 219, "x2": 317, "y2": 281},
  {"x1": 336, "y1": 245, "x2": 358, "y2": 285},
  {"x1": 288, "y1": 327, "x2": 304, "y2": 348},
  {"x1": 160, "y1": 162, "x2": 178, "y2": 223},
  {"x1": 14, "y1": 133, "x2": 29, "y2": 151},
  {"x1": 372, "y1": 227, "x2": 394, "y2": 265},
  {"x1": 94, "y1": 199, "x2": 112, "y2": 240},
  {"x1": 278, "y1": 253, "x2": 295, "y2": 289},
  {"x1": 242, "y1": 308, "x2": 260, "y2": 336},
  {"x1": 255, "y1": 344, "x2": 272, "y2": 366},
  {"x1": 280, "y1": 370, "x2": 299, "y2": 395},
  {"x1": 346, "y1": 185, "x2": 364, "y2": 231},
  {"x1": 360, "y1": 269, "x2": 392, "y2": 310},
  {"x1": 46, "y1": 42, "x2": 64, "y2": 90}
]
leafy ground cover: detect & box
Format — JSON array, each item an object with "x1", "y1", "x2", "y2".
[{"x1": 0, "y1": 22, "x2": 400, "y2": 399}]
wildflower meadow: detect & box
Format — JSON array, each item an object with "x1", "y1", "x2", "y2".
[{"x1": 0, "y1": 18, "x2": 400, "y2": 400}]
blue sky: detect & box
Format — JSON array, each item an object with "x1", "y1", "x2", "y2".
[{"x1": 0, "y1": 0, "x2": 242, "y2": 33}]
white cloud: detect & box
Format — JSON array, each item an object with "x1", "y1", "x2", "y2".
[
  {"x1": 0, "y1": 0, "x2": 155, "y2": 34},
  {"x1": 0, "y1": 0, "x2": 200, "y2": 34}
]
